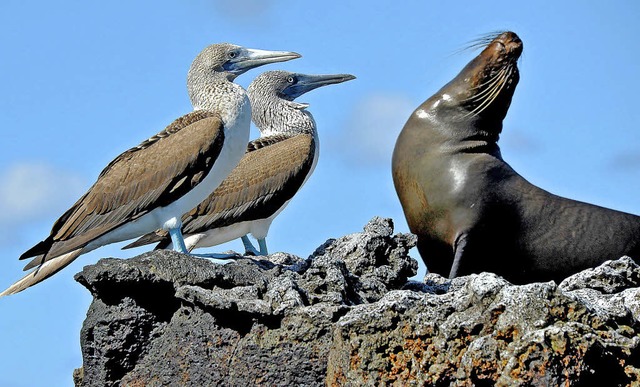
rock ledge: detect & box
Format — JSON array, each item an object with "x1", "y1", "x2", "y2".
[{"x1": 74, "y1": 217, "x2": 640, "y2": 386}]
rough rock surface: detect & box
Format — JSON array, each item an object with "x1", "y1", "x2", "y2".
[{"x1": 73, "y1": 217, "x2": 640, "y2": 386}]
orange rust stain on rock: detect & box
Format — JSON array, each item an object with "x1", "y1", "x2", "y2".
[
  {"x1": 327, "y1": 366, "x2": 347, "y2": 387},
  {"x1": 350, "y1": 350, "x2": 362, "y2": 370},
  {"x1": 494, "y1": 326, "x2": 518, "y2": 343},
  {"x1": 469, "y1": 356, "x2": 499, "y2": 384},
  {"x1": 379, "y1": 337, "x2": 436, "y2": 384},
  {"x1": 122, "y1": 379, "x2": 149, "y2": 387},
  {"x1": 510, "y1": 344, "x2": 550, "y2": 382},
  {"x1": 405, "y1": 337, "x2": 429, "y2": 356}
]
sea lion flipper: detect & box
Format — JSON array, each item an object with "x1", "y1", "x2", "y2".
[
  {"x1": 418, "y1": 235, "x2": 454, "y2": 276},
  {"x1": 449, "y1": 232, "x2": 469, "y2": 278}
]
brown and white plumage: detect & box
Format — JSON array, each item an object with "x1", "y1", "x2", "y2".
[
  {"x1": 125, "y1": 71, "x2": 355, "y2": 255},
  {"x1": 181, "y1": 133, "x2": 316, "y2": 233},
  {"x1": 1, "y1": 44, "x2": 300, "y2": 296}
]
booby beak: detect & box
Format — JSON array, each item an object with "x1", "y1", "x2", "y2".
[
  {"x1": 225, "y1": 48, "x2": 301, "y2": 76},
  {"x1": 283, "y1": 73, "x2": 356, "y2": 100}
]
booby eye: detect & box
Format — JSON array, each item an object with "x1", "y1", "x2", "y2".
[
  {"x1": 287, "y1": 76, "x2": 295, "y2": 83},
  {"x1": 227, "y1": 50, "x2": 238, "y2": 59}
]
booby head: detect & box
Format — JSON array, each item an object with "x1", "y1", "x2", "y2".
[
  {"x1": 190, "y1": 43, "x2": 301, "y2": 80},
  {"x1": 249, "y1": 71, "x2": 356, "y2": 112},
  {"x1": 187, "y1": 44, "x2": 301, "y2": 114},
  {"x1": 251, "y1": 71, "x2": 356, "y2": 105},
  {"x1": 280, "y1": 72, "x2": 356, "y2": 101},
  {"x1": 248, "y1": 71, "x2": 355, "y2": 135}
]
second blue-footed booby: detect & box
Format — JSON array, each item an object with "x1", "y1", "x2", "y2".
[
  {"x1": 1, "y1": 44, "x2": 300, "y2": 296},
  {"x1": 124, "y1": 71, "x2": 355, "y2": 256}
]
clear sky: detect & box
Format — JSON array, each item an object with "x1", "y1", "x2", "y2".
[{"x1": 1, "y1": 1, "x2": 639, "y2": 385}]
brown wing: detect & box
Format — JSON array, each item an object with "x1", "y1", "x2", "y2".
[
  {"x1": 21, "y1": 110, "x2": 225, "y2": 262},
  {"x1": 123, "y1": 133, "x2": 316, "y2": 250},
  {"x1": 183, "y1": 133, "x2": 316, "y2": 232}
]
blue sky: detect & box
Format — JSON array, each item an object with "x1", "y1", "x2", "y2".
[{"x1": 1, "y1": 1, "x2": 639, "y2": 385}]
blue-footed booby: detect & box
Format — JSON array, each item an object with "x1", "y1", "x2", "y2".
[
  {"x1": 1, "y1": 44, "x2": 300, "y2": 296},
  {"x1": 124, "y1": 71, "x2": 355, "y2": 256}
]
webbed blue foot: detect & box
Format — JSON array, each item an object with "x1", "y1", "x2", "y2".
[
  {"x1": 241, "y1": 235, "x2": 261, "y2": 256},
  {"x1": 169, "y1": 227, "x2": 189, "y2": 254},
  {"x1": 257, "y1": 238, "x2": 268, "y2": 255}
]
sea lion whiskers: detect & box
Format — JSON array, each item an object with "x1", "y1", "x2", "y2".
[
  {"x1": 453, "y1": 31, "x2": 510, "y2": 55},
  {"x1": 466, "y1": 66, "x2": 508, "y2": 98},
  {"x1": 469, "y1": 60, "x2": 511, "y2": 89},
  {"x1": 471, "y1": 65, "x2": 513, "y2": 116},
  {"x1": 463, "y1": 64, "x2": 514, "y2": 118}
]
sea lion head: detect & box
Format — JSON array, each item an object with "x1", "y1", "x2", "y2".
[{"x1": 423, "y1": 31, "x2": 523, "y2": 137}]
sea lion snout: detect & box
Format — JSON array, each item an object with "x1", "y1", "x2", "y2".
[
  {"x1": 495, "y1": 31, "x2": 522, "y2": 45},
  {"x1": 485, "y1": 31, "x2": 523, "y2": 60},
  {"x1": 497, "y1": 31, "x2": 523, "y2": 56}
]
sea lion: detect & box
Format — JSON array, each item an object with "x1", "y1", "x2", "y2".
[{"x1": 392, "y1": 31, "x2": 640, "y2": 284}]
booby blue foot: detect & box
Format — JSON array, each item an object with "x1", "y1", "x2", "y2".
[
  {"x1": 169, "y1": 227, "x2": 189, "y2": 254},
  {"x1": 241, "y1": 235, "x2": 261, "y2": 256},
  {"x1": 258, "y1": 238, "x2": 268, "y2": 255}
]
